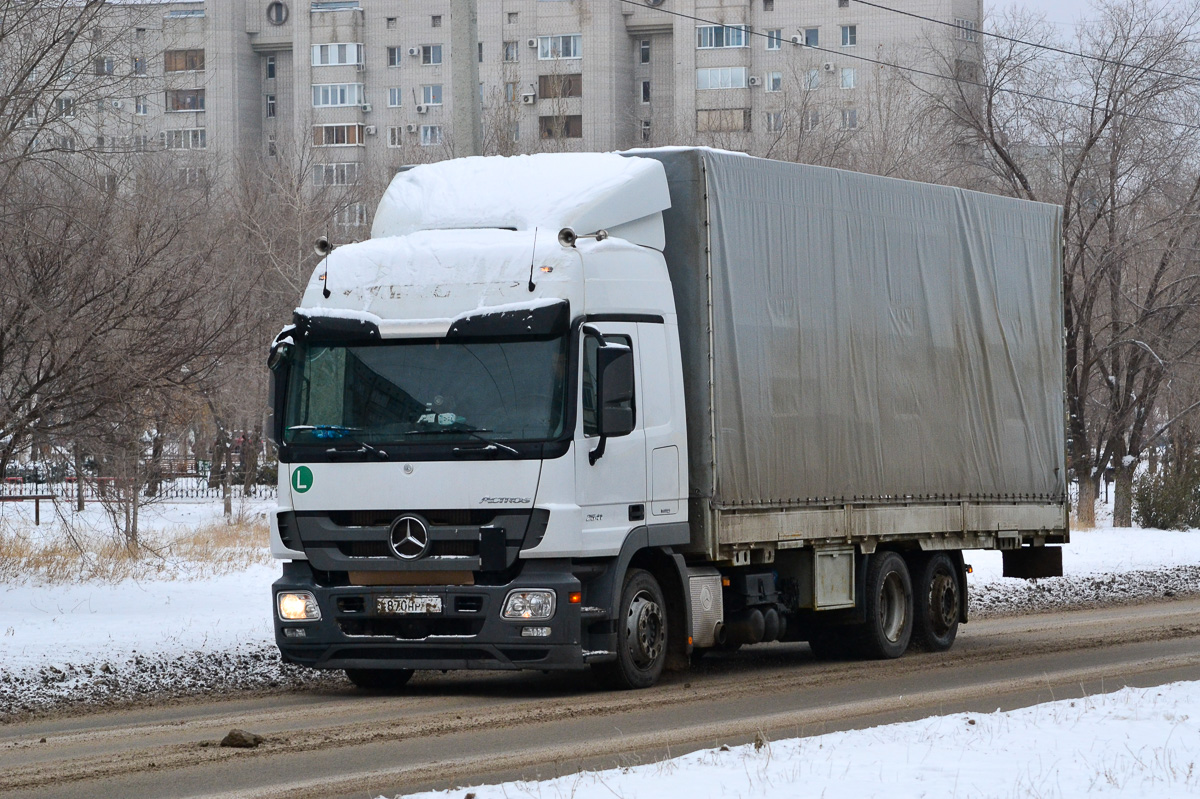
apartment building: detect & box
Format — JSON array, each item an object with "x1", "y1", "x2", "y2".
[{"x1": 62, "y1": 0, "x2": 980, "y2": 193}]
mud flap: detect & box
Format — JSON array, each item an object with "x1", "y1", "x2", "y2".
[{"x1": 1002, "y1": 546, "x2": 1063, "y2": 579}]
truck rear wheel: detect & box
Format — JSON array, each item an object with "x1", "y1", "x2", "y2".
[
  {"x1": 855, "y1": 551, "x2": 913, "y2": 658},
  {"x1": 911, "y1": 552, "x2": 961, "y2": 651},
  {"x1": 593, "y1": 568, "x2": 667, "y2": 690},
  {"x1": 344, "y1": 668, "x2": 415, "y2": 692}
]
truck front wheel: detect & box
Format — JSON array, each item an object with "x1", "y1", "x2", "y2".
[
  {"x1": 856, "y1": 551, "x2": 913, "y2": 658},
  {"x1": 344, "y1": 668, "x2": 415, "y2": 692},
  {"x1": 593, "y1": 568, "x2": 667, "y2": 690},
  {"x1": 911, "y1": 552, "x2": 961, "y2": 651}
]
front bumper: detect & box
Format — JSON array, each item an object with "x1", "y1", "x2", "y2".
[{"x1": 273, "y1": 561, "x2": 590, "y2": 671}]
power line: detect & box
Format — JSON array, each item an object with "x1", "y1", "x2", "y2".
[
  {"x1": 851, "y1": 0, "x2": 1200, "y2": 88},
  {"x1": 611, "y1": 0, "x2": 1200, "y2": 134}
]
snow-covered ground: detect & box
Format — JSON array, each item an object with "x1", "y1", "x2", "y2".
[
  {"x1": 398, "y1": 680, "x2": 1200, "y2": 799},
  {"x1": 1, "y1": 497, "x2": 1198, "y2": 718}
]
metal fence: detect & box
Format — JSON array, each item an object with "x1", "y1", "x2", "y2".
[{"x1": 0, "y1": 478, "x2": 276, "y2": 502}]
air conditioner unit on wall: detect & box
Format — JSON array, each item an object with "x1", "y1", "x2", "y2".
[
  {"x1": 356, "y1": 62, "x2": 365, "y2": 71},
  {"x1": 822, "y1": 61, "x2": 835, "y2": 71},
  {"x1": 364, "y1": 125, "x2": 377, "y2": 135},
  {"x1": 360, "y1": 103, "x2": 372, "y2": 112},
  {"x1": 748, "y1": 76, "x2": 761, "y2": 86},
  {"x1": 416, "y1": 104, "x2": 428, "y2": 114},
  {"x1": 111, "y1": 99, "x2": 123, "y2": 109},
  {"x1": 527, "y1": 38, "x2": 538, "y2": 48},
  {"x1": 521, "y1": 92, "x2": 536, "y2": 105},
  {"x1": 790, "y1": 35, "x2": 802, "y2": 45},
  {"x1": 406, "y1": 123, "x2": 417, "y2": 133},
  {"x1": 408, "y1": 47, "x2": 419, "y2": 56}
]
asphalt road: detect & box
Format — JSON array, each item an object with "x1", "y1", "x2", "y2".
[{"x1": 3, "y1": 597, "x2": 1200, "y2": 799}]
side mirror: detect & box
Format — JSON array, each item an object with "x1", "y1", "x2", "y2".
[
  {"x1": 267, "y1": 339, "x2": 293, "y2": 446},
  {"x1": 596, "y1": 343, "x2": 634, "y2": 437}
]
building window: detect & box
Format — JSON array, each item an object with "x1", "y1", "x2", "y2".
[
  {"x1": 177, "y1": 167, "x2": 207, "y2": 188},
  {"x1": 641, "y1": 80, "x2": 650, "y2": 103},
  {"x1": 766, "y1": 30, "x2": 781, "y2": 50},
  {"x1": 478, "y1": 42, "x2": 484, "y2": 62},
  {"x1": 386, "y1": 126, "x2": 406, "y2": 147},
  {"x1": 312, "y1": 162, "x2": 361, "y2": 186},
  {"x1": 167, "y1": 8, "x2": 205, "y2": 17},
  {"x1": 841, "y1": 25, "x2": 857, "y2": 46},
  {"x1": 538, "y1": 34, "x2": 581, "y2": 60},
  {"x1": 162, "y1": 128, "x2": 206, "y2": 149},
  {"x1": 312, "y1": 43, "x2": 363, "y2": 66},
  {"x1": 94, "y1": 57, "x2": 115, "y2": 76},
  {"x1": 640, "y1": 39, "x2": 651, "y2": 63},
  {"x1": 503, "y1": 41, "x2": 519, "y2": 62},
  {"x1": 388, "y1": 87, "x2": 403, "y2": 107},
  {"x1": 805, "y1": 69, "x2": 820, "y2": 90},
  {"x1": 804, "y1": 110, "x2": 820, "y2": 130},
  {"x1": 265, "y1": 94, "x2": 276, "y2": 117},
  {"x1": 763, "y1": 0, "x2": 774, "y2": 8},
  {"x1": 312, "y1": 83, "x2": 365, "y2": 107},
  {"x1": 387, "y1": 47, "x2": 404, "y2": 67},
  {"x1": 266, "y1": 1, "x2": 288, "y2": 24},
  {"x1": 696, "y1": 25, "x2": 747, "y2": 49},
  {"x1": 422, "y1": 84, "x2": 443, "y2": 105},
  {"x1": 133, "y1": 56, "x2": 147, "y2": 76},
  {"x1": 266, "y1": 56, "x2": 276, "y2": 79},
  {"x1": 311, "y1": 1, "x2": 361, "y2": 10},
  {"x1": 337, "y1": 203, "x2": 367, "y2": 227},
  {"x1": 766, "y1": 71, "x2": 782, "y2": 92},
  {"x1": 841, "y1": 67, "x2": 856, "y2": 89},
  {"x1": 135, "y1": 95, "x2": 148, "y2": 115},
  {"x1": 312, "y1": 123, "x2": 364, "y2": 146},
  {"x1": 165, "y1": 49, "x2": 205, "y2": 71},
  {"x1": 538, "y1": 73, "x2": 582, "y2": 98},
  {"x1": 504, "y1": 81, "x2": 519, "y2": 102},
  {"x1": 955, "y1": 18, "x2": 978, "y2": 42},
  {"x1": 431, "y1": 14, "x2": 442, "y2": 27},
  {"x1": 135, "y1": 27, "x2": 146, "y2": 39},
  {"x1": 511, "y1": 122, "x2": 520, "y2": 142},
  {"x1": 422, "y1": 44, "x2": 443, "y2": 65},
  {"x1": 766, "y1": 111, "x2": 785, "y2": 131},
  {"x1": 166, "y1": 89, "x2": 205, "y2": 111},
  {"x1": 386, "y1": 16, "x2": 396, "y2": 28},
  {"x1": 539, "y1": 114, "x2": 582, "y2": 138},
  {"x1": 696, "y1": 67, "x2": 747, "y2": 90},
  {"x1": 420, "y1": 125, "x2": 443, "y2": 146},
  {"x1": 640, "y1": 119, "x2": 651, "y2": 142},
  {"x1": 267, "y1": 134, "x2": 277, "y2": 156},
  {"x1": 695, "y1": 108, "x2": 751, "y2": 132},
  {"x1": 804, "y1": 27, "x2": 819, "y2": 47},
  {"x1": 56, "y1": 135, "x2": 76, "y2": 152},
  {"x1": 841, "y1": 108, "x2": 858, "y2": 129},
  {"x1": 507, "y1": 12, "x2": 518, "y2": 23},
  {"x1": 56, "y1": 97, "x2": 75, "y2": 118}
]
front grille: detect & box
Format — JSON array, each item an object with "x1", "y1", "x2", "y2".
[
  {"x1": 339, "y1": 618, "x2": 483, "y2": 638},
  {"x1": 430, "y1": 540, "x2": 478, "y2": 557},
  {"x1": 326, "y1": 509, "x2": 496, "y2": 528},
  {"x1": 335, "y1": 540, "x2": 479, "y2": 559},
  {"x1": 338, "y1": 541, "x2": 392, "y2": 558}
]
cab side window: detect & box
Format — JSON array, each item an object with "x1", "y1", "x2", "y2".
[{"x1": 582, "y1": 332, "x2": 633, "y2": 437}]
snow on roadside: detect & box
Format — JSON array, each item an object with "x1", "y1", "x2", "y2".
[{"x1": 396, "y1": 680, "x2": 1200, "y2": 799}]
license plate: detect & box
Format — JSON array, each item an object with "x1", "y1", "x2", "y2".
[{"x1": 376, "y1": 594, "x2": 443, "y2": 615}]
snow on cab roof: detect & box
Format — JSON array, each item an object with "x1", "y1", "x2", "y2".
[{"x1": 370, "y1": 152, "x2": 671, "y2": 240}]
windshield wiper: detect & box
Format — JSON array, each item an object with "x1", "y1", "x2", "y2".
[
  {"x1": 401, "y1": 426, "x2": 520, "y2": 456},
  {"x1": 288, "y1": 426, "x2": 389, "y2": 460},
  {"x1": 325, "y1": 441, "x2": 390, "y2": 460}
]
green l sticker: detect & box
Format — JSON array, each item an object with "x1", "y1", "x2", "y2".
[{"x1": 291, "y1": 465, "x2": 313, "y2": 493}]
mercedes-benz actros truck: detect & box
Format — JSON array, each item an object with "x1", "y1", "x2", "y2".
[{"x1": 268, "y1": 148, "x2": 1068, "y2": 690}]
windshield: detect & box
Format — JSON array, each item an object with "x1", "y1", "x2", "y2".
[{"x1": 283, "y1": 335, "x2": 570, "y2": 445}]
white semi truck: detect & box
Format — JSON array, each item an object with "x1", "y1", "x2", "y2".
[{"x1": 268, "y1": 148, "x2": 1068, "y2": 690}]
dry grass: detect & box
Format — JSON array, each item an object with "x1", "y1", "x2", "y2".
[{"x1": 0, "y1": 514, "x2": 270, "y2": 585}]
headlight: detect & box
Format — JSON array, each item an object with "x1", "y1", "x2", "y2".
[
  {"x1": 277, "y1": 591, "x2": 321, "y2": 621},
  {"x1": 502, "y1": 589, "x2": 556, "y2": 620}
]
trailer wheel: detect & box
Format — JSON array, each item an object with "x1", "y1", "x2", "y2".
[
  {"x1": 593, "y1": 568, "x2": 667, "y2": 689},
  {"x1": 856, "y1": 551, "x2": 913, "y2": 658},
  {"x1": 911, "y1": 552, "x2": 960, "y2": 651},
  {"x1": 344, "y1": 668, "x2": 414, "y2": 692}
]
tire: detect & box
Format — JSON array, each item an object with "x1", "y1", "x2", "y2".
[
  {"x1": 854, "y1": 551, "x2": 913, "y2": 659},
  {"x1": 911, "y1": 552, "x2": 961, "y2": 652},
  {"x1": 592, "y1": 569, "x2": 668, "y2": 690},
  {"x1": 344, "y1": 668, "x2": 415, "y2": 692}
]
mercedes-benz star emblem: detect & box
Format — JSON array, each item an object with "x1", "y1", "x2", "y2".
[{"x1": 389, "y1": 515, "x2": 429, "y2": 560}]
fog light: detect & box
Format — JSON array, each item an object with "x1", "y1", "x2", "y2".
[
  {"x1": 502, "y1": 589, "x2": 556, "y2": 620},
  {"x1": 521, "y1": 626, "x2": 551, "y2": 637},
  {"x1": 278, "y1": 591, "x2": 321, "y2": 621},
  {"x1": 283, "y1": 627, "x2": 308, "y2": 638}
]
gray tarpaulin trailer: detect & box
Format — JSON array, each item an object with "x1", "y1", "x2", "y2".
[{"x1": 633, "y1": 148, "x2": 1068, "y2": 589}]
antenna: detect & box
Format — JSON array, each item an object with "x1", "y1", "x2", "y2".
[
  {"x1": 315, "y1": 236, "x2": 335, "y2": 298},
  {"x1": 526, "y1": 227, "x2": 539, "y2": 292}
]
